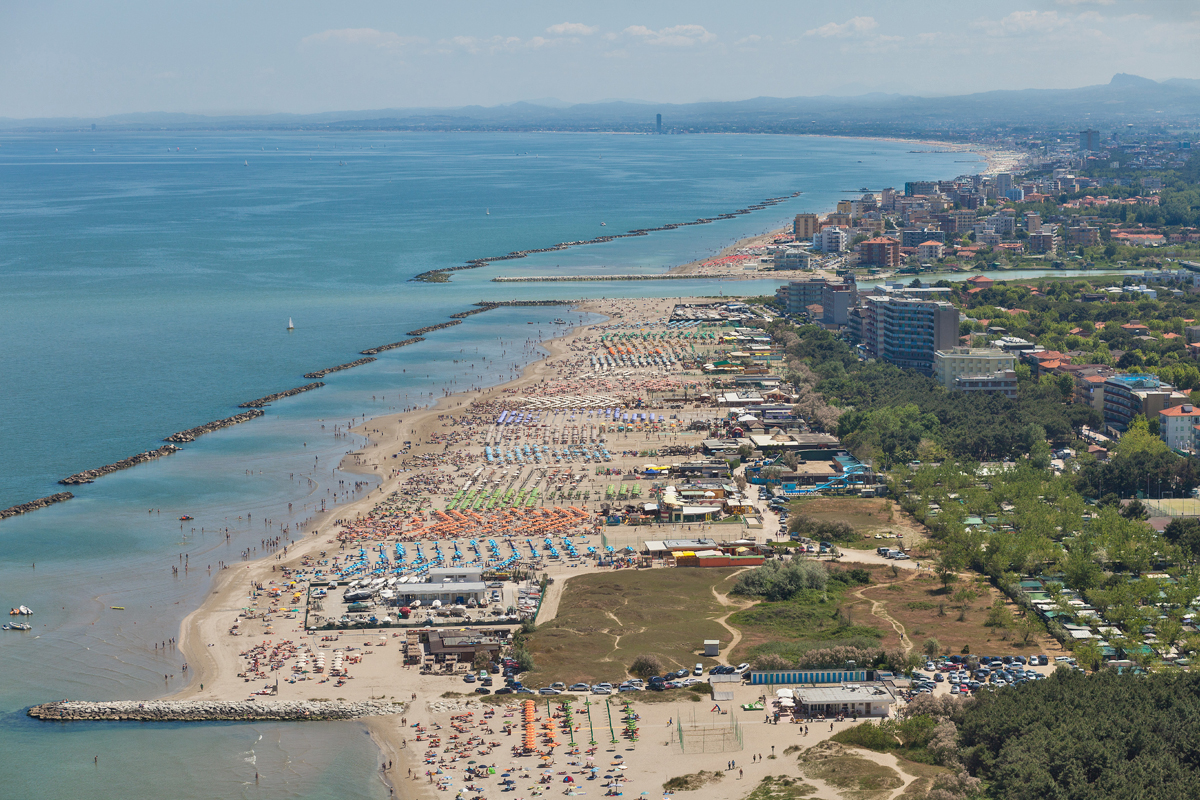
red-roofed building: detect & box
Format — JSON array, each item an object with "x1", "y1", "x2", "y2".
[
  {"x1": 967, "y1": 275, "x2": 994, "y2": 288},
  {"x1": 1121, "y1": 322, "x2": 1150, "y2": 333},
  {"x1": 916, "y1": 240, "x2": 945, "y2": 262},
  {"x1": 861, "y1": 237, "x2": 901, "y2": 268},
  {"x1": 1160, "y1": 403, "x2": 1200, "y2": 452}
]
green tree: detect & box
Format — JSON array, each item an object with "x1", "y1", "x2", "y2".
[{"x1": 985, "y1": 599, "x2": 1014, "y2": 629}]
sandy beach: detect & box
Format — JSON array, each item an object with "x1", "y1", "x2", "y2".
[{"x1": 164, "y1": 293, "x2": 980, "y2": 799}]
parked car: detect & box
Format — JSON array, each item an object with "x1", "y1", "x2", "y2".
[
  {"x1": 463, "y1": 674, "x2": 477, "y2": 683},
  {"x1": 494, "y1": 687, "x2": 514, "y2": 695},
  {"x1": 735, "y1": 663, "x2": 750, "y2": 674},
  {"x1": 538, "y1": 687, "x2": 560, "y2": 696},
  {"x1": 474, "y1": 687, "x2": 491, "y2": 695},
  {"x1": 569, "y1": 683, "x2": 590, "y2": 693},
  {"x1": 694, "y1": 663, "x2": 704, "y2": 676}
]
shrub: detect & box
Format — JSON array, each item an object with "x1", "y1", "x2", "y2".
[
  {"x1": 734, "y1": 560, "x2": 828, "y2": 601},
  {"x1": 629, "y1": 653, "x2": 664, "y2": 679},
  {"x1": 831, "y1": 721, "x2": 898, "y2": 751}
]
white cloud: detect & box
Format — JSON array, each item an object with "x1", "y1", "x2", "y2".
[
  {"x1": 805, "y1": 16, "x2": 878, "y2": 38},
  {"x1": 974, "y1": 10, "x2": 1069, "y2": 36},
  {"x1": 301, "y1": 28, "x2": 420, "y2": 49},
  {"x1": 623, "y1": 24, "x2": 716, "y2": 46},
  {"x1": 546, "y1": 22, "x2": 598, "y2": 36},
  {"x1": 734, "y1": 35, "x2": 766, "y2": 46},
  {"x1": 1056, "y1": 0, "x2": 1115, "y2": 5}
]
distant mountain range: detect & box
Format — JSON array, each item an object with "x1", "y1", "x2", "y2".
[{"x1": 3, "y1": 74, "x2": 1197, "y2": 135}]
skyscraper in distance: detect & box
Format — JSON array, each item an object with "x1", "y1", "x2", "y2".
[{"x1": 656, "y1": 114, "x2": 662, "y2": 134}]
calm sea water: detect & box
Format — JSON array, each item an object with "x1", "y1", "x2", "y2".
[{"x1": 0, "y1": 131, "x2": 981, "y2": 799}]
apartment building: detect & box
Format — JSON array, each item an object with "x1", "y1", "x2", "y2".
[
  {"x1": 793, "y1": 213, "x2": 820, "y2": 240},
  {"x1": 775, "y1": 278, "x2": 856, "y2": 323},
  {"x1": 1159, "y1": 403, "x2": 1200, "y2": 452},
  {"x1": 1102, "y1": 374, "x2": 1186, "y2": 432},
  {"x1": 814, "y1": 226, "x2": 847, "y2": 253},
  {"x1": 934, "y1": 347, "x2": 1016, "y2": 390},
  {"x1": 861, "y1": 295, "x2": 960, "y2": 375},
  {"x1": 860, "y1": 237, "x2": 901, "y2": 269}
]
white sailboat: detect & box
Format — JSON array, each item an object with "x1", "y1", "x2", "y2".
[{"x1": 287, "y1": 318, "x2": 294, "y2": 331}]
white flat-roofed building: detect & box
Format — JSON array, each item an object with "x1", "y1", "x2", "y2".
[
  {"x1": 795, "y1": 685, "x2": 896, "y2": 717},
  {"x1": 934, "y1": 347, "x2": 1016, "y2": 390}
]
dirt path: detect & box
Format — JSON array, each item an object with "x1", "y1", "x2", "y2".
[
  {"x1": 534, "y1": 576, "x2": 568, "y2": 626},
  {"x1": 709, "y1": 570, "x2": 754, "y2": 666},
  {"x1": 853, "y1": 584, "x2": 913, "y2": 655}
]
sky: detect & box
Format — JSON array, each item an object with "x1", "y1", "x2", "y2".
[{"x1": 1, "y1": 0, "x2": 1198, "y2": 118}]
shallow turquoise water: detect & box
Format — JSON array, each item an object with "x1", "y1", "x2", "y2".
[{"x1": 0, "y1": 131, "x2": 982, "y2": 799}]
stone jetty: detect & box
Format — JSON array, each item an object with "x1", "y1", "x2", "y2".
[
  {"x1": 29, "y1": 699, "x2": 401, "y2": 722},
  {"x1": 410, "y1": 193, "x2": 796, "y2": 283},
  {"x1": 449, "y1": 300, "x2": 578, "y2": 318},
  {"x1": 304, "y1": 357, "x2": 377, "y2": 379},
  {"x1": 493, "y1": 274, "x2": 701, "y2": 283},
  {"x1": 405, "y1": 320, "x2": 462, "y2": 336},
  {"x1": 164, "y1": 409, "x2": 265, "y2": 443},
  {"x1": 1, "y1": 492, "x2": 74, "y2": 521},
  {"x1": 360, "y1": 336, "x2": 424, "y2": 355},
  {"x1": 60, "y1": 445, "x2": 181, "y2": 485},
  {"x1": 239, "y1": 382, "x2": 325, "y2": 408}
]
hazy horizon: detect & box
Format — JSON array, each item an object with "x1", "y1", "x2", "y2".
[{"x1": 2, "y1": 0, "x2": 1198, "y2": 119}]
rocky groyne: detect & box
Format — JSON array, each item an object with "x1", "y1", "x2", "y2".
[
  {"x1": 0, "y1": 492, "x2": 74, "y2": 520},
  {"x1": 406, "y1": 320, "x2": 462, "y2": 336},
  {"x1": 360, "y1": 337, "x2": 424, "y2": 355},
  {"x1": 165, "y1": 410, "x2": 265, "y2": 443},
  {"x1": 449, "y1": 300, "x2": 579, "y2": 318},
  {"x1": 239, "y1": 383, "x2": 325, "y2": 408},
  {"x1": 493, "y1": 274, "x2": 702, "y2": 283},
  {"x1": 410, "y1": 193, "x2": 796, "y2": 283},
  {"x1": 304, "y1": 358, "x2": 377, "y2": 379},
  {"x1": 28, "y1": 699, "x2": 401, "y2": 722},
  {"x1": 59, "y1": 446, "x2": 181, "y2": 485}
]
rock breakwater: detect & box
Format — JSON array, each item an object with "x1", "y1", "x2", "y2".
[
  {"x1": 164, "y1": 410, "x2": 265, "y2": 443},
  {"x1": 360, "y1": 337, "x2": 424, "y2": 355},
  {"x1": 493, "y1": 274, "x2": 700, "y2": 283},
  {"x1": 449, "y1": 300, "x2": 579, "y2": 318},
  {"x1": 410, "y1": 193, "x2": 796, "y2": 283},
  {"x1": 238, "y1": 383, "x2": 325, "y2": 408},
  {"x1": 29, "y1": 699, "x2": 401, "y2": 722},
  {"x1": 0, "y1": 492, "x2": 74, "y2": 520},
  {"x1": 59, "y1": 446, "x2": 181, "y2": 485},
  {"x1": 304, "y1": 358, "x2": 377, "y2": 379},
  {"x1": 405, "y1": 320, "x2": 462, "y2": 336}
]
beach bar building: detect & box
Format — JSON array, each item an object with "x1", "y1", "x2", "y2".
[
  {"x1": 394, "y1": 567, "x2": 486, "y2": 606},
  {"x1": 794, "y1": 685, "x2": 895, "y2": 718}
]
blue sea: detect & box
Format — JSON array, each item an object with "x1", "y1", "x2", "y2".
[{"x1": 0, "y1": 131, "x2": 982, "y2": 799}]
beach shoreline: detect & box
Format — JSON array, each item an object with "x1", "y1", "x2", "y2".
[{"x1": 170, "y1": 303, "x2": 619, "y2": 795}]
